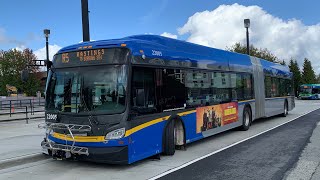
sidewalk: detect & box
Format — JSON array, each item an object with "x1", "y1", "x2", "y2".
[
  {"x1": 284, "y1": 122, "x2": 320, "y2": 180},
  {"x1": 0, "y1": 119, "x2": 45, "y2": 162}
]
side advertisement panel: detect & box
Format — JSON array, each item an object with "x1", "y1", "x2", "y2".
[{"x1": 196, "y1": 102, "x2": 238, "y2": 133}]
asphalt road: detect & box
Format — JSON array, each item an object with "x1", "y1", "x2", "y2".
[
  {"x1": 0, "y1": 100, "x2": 319, "y2": 180},
  {"x1": 159, "y1": 109, "x2": 320, "y2": 180}
]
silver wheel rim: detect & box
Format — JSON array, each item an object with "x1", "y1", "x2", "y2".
[
  {"x1": 244, "y1": 111, "x2": 250, "y2": 126},
  {"x1": 174, "y1": 124, "x2": 177, "y2": 145},
  {"x1": 285, "y1": 105, "x2": 288, "y2": 115}
]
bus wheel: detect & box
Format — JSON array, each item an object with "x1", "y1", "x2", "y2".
[
  {"x1": 282, "y1": 101, "x2": 288, "y2": 117},
  {"x1": 163, "y1": 120, "x2": 175, "y2": 156},
  {"x1": 240, "y1": 106, "x2": 251, "y2": 131}
]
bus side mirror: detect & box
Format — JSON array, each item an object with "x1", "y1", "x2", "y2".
[{"x1": 21, "y1": 69, "x2": 29, "y2": 82}]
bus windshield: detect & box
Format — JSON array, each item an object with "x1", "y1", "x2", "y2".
[
  {"x1": 45, "y1": 65, "x2": 127, "y2": 114},
  {"x1": 300, "y1": 87, "x2": 312, "y2": 94}
]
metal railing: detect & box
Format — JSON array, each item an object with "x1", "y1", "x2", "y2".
[
  {"x1": 0, "y1": 98, "x2": 45, "y2": 110},
  {"x1": 0, "y1": 98, "x2": 45, "y2": 123}
]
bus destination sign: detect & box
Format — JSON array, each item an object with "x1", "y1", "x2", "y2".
[
  {"x1": 61, "y1": 49, "x2": 105, "y2": 63},
  {"x1": 54, "y1": 48, "x2": 129, "y2": 68}
]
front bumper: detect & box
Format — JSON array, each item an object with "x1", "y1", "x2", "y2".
[
  {"x1": 76, "y1": 145, "x2": 128, "y2": 164},
  {"x1": 42, "y1": 139, "x2": 128, "y2": 164},
  {"x1": 40, "y1": 122, "x2": 129, "y2": 164}
]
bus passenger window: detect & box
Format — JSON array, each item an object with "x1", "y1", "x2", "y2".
[
  {"x1": 185, "y1": 71, "x2": 232, "y2": 106},
  {"x1": 159, "y1": 69, "x2": 187, "y2": 110},
  {"x1": 265, "y1": 76, "x2": 272, "y2": 98},
  {"x1": 135, "y1": 89, "x2": 145, "y2": 106},
  {"x1": 131, "y1": 67, "x2": 156, "y2": 115},
  {"x1": 271, "y1": 77, "x2": 280, "y2": 97}
]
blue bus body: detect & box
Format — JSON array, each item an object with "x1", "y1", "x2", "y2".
[{"x1": 44, "y1": 35, "x2": 294, "y2": 164}]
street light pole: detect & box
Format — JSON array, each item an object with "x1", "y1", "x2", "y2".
[
  {"x1": 244, "y1": 19, "x2": 250, "y2": 55},
  {"x1": 43, "y1": 29, "x2": 50, "y2": 75},
  {"x1": 81, "y1": 0, "x2": 90, "y2": 42}
]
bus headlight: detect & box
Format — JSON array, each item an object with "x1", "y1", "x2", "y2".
[{"x1": 105, "y1": 128, "x2": 125, "y2": 140}]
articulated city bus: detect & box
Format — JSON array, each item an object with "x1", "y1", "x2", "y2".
[
  {"x1": 299, "y1": 84, "x2": 320, "y2": 99},
  {"x1": 41, "y1": 35, "x2": 295, "y2": 164}
]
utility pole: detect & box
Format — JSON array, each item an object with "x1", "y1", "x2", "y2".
[
  {"x1": 44, "y1": 29, "x2": 50, "y2": 76},
  {"x1": 244, "y1": 19, "x2": 250, "y2": 55},
  {"x1": 81, "y1": 0, "x2": 90, "y2": 42}
]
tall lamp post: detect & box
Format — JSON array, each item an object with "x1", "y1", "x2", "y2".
[
  {"x1": 81, "y1": 0, "x2": 90, "y2": 42},
  {"x1": 244, "y1": 19, "x2": 250, "y2": 55},
  {"x1": 43, "y1": 29, "x2": 50, "y2": 74}
]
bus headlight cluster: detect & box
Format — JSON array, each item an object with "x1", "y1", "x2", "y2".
[{"x1": 105, "y1": 128, "x2": 125, "y2": 140}]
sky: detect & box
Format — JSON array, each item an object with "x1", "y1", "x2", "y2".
[{"x1": 1, "y1": 0, "x2": 320, "y2": 73}]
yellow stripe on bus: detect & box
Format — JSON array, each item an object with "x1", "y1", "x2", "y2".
[
  {"x1": 53, "y1": 109, "x2": 198, "y2": 140},
  {"x1": 238, "y1": 99, "x2": 255, "y2": 103},
  {"x1": 125, "y1": 109, "x2": 197, "y2": 137},
  {"x1": 52, "y1": 132, "x2": 105, "y2": 142},
  {"x1": 178, "y1": 110, "x2": 196, "y2": 116},
  {"x1": 125, "y1": 116, "x2": 170, "y2": 137}
]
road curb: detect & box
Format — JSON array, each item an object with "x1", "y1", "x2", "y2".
[{"x1": 0, "y1": 153, "x2": 49, "y2": 170}]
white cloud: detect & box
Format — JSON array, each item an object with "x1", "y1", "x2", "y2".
[
  {"x1": 178, "y1": 3, "x2": 320, "y2": 73},
  {"x1": 78, "y1": 40, "x2": 96, "y2": 43},
  {"x1": 0, "y1": 27, "x2": 24, "y2": 46},
  {"x1": 33, "y1": 44, "x2": 61, "y2": 71},
  {"x1": 12, "y1": 45, "x2": 27, "y2": 51},
  {"x1": 12, "y1": 44, "x2": 61, "y2": 60},
  {"x1": 34, "y1": 44, "x2": 62, "y2": 61},
  {"x1": 160, "y1": 32, "x2": 178, "y2": 39}
]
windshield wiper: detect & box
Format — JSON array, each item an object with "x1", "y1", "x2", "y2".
[{"x1": 79, "y1": 78, "x2": 99, "y2": 126}]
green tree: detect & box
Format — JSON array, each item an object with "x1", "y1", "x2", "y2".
[
  {"x1": 227, "y1": 43, "x2": 279, "y2": 63},
  {"x1": 279, "y1": 60, "x2": 286, "y2": 65},
  {"x1": 22, "y1": 74, "x2": 41, "y2": 96},
  {"x1": 288, "y1": 59, "x2": 301, "y2": 96},
  {"x1": 0, "y1": 48, "x2": 40, "y2": 96},
  {"x1": 301, "y1": 58, "x2": 316, "y2": 84}
]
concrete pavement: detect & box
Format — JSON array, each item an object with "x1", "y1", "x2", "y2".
[{"x1": 0, "y1": 119, "x2": 45, "y2": 162}]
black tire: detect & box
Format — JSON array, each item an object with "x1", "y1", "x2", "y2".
[
  {"x1": 282, "y1": 101, "x2": 288, "y2": 117},
  {"x1": 240, "y1": 106, "x2": 251, "y2": 131},
  {"x1": 163, "y1": 120, "x2": 175, "y2": 155}
]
